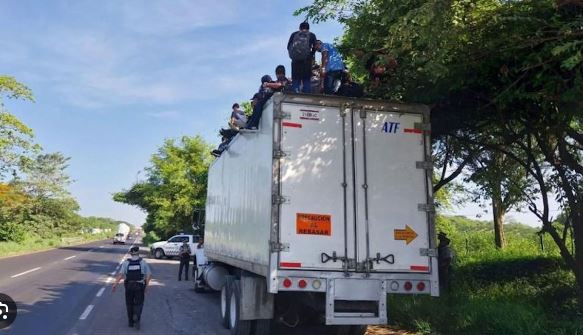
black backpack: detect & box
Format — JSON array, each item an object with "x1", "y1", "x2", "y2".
[{"x1": 288, "y1": 31, "x2": 311, "y2": 61}]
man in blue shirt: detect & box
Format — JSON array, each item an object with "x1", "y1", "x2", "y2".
[{"x1": 315, "y1": 40, "x2": 346, "y2": 94}]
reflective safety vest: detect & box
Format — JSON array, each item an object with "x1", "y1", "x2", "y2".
[{"x1": 126, "y1": 258, "x2": 144, "y2": 282}]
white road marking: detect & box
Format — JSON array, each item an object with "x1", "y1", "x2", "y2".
[
  {"x1": 105, "y1": 277, "x2": 114, "y2": 284},
  {"x1": 11, "y1": 267, "x2": 42, "y2": 278},
  {"x1": 99, "y1": 245, "x2": 105, "y2": 248},
  {"x1": 79, "y1": 305, "x2": 94, "y2": 320},
  {"x1": 64, "y1": 255, "x2": 77, "y2": 261},
  {"x1": 96, "y1": 287, "x2": 106, "y2": 297}
]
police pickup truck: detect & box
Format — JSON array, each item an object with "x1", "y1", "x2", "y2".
[{"x1": 150, "y1": 234, "x2": 201, "y2": 259}]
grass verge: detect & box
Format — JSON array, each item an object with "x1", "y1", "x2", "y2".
[{"x1": 0, "y1": 233, "x2": 113, "y2": 258}]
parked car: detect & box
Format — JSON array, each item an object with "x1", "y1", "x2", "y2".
[{"x1": 150, "y1": 234, "x2": 200, "y2": 259}]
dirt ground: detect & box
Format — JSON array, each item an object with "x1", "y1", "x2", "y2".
[{"x1": 366, "y1": 325, "x2": 418, "y2": 335}]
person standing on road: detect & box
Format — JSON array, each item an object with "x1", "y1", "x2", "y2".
[
  {"x1": 112, "y1": 246, "x2": 152, "y2": 329},
  {"x1": 287, "y1": 21, "x2": 317, "y2": 93},
  {"x1": 178, "y1": 240, "x2": 191, "y2": 281}
]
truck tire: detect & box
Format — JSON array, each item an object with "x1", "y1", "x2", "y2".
[
  {"x1": 221, "y1": 276, "x2": 234, "y2": 329},
  {"x1": 252, "y1": 319, "x2": 271, "y2": 335},
  {"x1": 154, "y1": 248, "x2": 165, "y2": 259},
  {"x1": 229, "y1": 279, "x2": 252, "y2": 335}
]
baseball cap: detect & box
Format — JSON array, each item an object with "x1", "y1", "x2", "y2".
[{"x1": 129, "y1": 246, "x2": 140, "y2": 255}]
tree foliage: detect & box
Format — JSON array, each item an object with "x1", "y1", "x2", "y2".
[
  {"x1": 0, "y1": 75, "x2": 38, "y2": 179},
  {"x1": 113, "y1": 136, "x2": 213, "y2": 239}
]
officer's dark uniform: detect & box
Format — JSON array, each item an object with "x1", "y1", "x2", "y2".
[
  {"x1": 124, "y1": 257, "x2": 147, "y2": 328},
  {"x1": 178, "y1": 243, "x2": 191, "y2": 281}
]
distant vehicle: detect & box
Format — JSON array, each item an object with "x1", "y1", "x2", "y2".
[
  {"x1": 113, "y1": 223, "x2": 131, "y2": 244},
  {"x1": 150, "y1": 234, "x2": 200, "y2": 259}
]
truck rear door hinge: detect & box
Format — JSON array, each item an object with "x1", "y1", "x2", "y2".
[
  {"x1": 272, "y1": 195, "x2": 290, "y2": 205},
  {"x1": 420, "y1": 248, "x2": 438, "y2": 257},
  {"x1": 418, "y1": 203, "x2": 436, "y2": 213},
  {"x1": 414, "y1": 122, "x2": 431, "y2": 132},
  {"x1": 274, "y1": 112, "x2": 291, "y2": 120},
  {"x1": 273, "y1": 149, "x2": 288, "y2": 159},
  {"x1": 270, "y1": 241, "x2": 289, "y2": 252}
]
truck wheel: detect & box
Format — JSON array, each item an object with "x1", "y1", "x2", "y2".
[
  {"x1": 252, "y1": 319, "x2": 271, "y2": 335},
  {"x1": 229, "y1": 279, "x2": 252, "y2": 335},
  {"x1": 154, "y1": 248, "x2": 165, "y2": 259},
  {"x1": 221, "y1": 276, "x2": 234, "y2": 329}
]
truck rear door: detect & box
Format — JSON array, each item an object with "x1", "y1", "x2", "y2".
[
  {"x1": 278, "y1": 103, "x2": 355, "y2": 271},
  {"x1": 352, "y1": 110, "x2": 431, "y2": 273},
  {"x1": 277, "y1": 101, "x2": 432, "y2": 274}
]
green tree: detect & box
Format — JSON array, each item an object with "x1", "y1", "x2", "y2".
[
  {"x1": 114, "y1": 136, "x2": 213, "y2": 238},
  {"x1": 0, "y1": 75, "x2": 38, "y2": 179}
]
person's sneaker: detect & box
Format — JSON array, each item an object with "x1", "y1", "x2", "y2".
[{"x1": 133, "y1": 315, "x2": 140, "y2": 329}]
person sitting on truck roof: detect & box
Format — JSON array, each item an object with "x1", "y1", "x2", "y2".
[
  {"x1": 314, "y1": 40, "x2": 346, "y2": 95},
  {"x1": 211, "y1": 136, "x2": 230, "y2": 157},
  {"x1": 244, "y1": 75, "x2": 275, "y2": 130},
  {"x1": 262, "y1": 65, "x2": 292, "y2": 93},
  {"x1": 229, "y1": 103, "x2": 247, "y2": 130}
]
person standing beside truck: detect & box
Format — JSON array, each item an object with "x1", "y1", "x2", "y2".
[
  {"x1": 178, "y1": 240, "x2": 191, "y2": 281},
  {"x1": 287, "y1": 21, "x2": 317, "y2": 93},
  {"x1": 437, "y1": 232, "x2": 454, "y2": 291},
  {"x1": 112, "y1": 246, "x2": 152, "y2": 329},
  {"x1": 314, "y1": 40, "x2": 346, "y2": 94}
]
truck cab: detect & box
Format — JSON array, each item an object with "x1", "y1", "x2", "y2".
[{"x1": 150, "y1": 234, "x2": 200, "y2": 259}]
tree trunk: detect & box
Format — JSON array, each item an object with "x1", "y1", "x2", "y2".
[{"x1": 492, "y1": 194, "x2": 506, "y2": 249}]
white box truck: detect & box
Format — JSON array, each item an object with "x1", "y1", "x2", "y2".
[
  {"x1": 113, "y1": 223, "x2": 130, "y2": 244},
  {"x1": 195, "y1": 93, "x2": 438, "y2": 334}
]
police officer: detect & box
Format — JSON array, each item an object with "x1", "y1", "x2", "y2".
[
  {"x1": 112, "y1": 246, "x2": 152, "y2": 329},
  {"x1": 178, "y1": 240, "x2": 191, "y2": 281}
]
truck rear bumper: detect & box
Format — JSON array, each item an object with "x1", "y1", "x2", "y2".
[{"x1": 276, "y1": 272, "x2": 437, "y2": 325}]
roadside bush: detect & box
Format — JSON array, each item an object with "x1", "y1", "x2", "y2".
[
  {"x1": 142, "y1": 231, "x2": 160, "y2": 246},
  {"x1": 0, "y1": 222, "x2": 27, "y2": 242}
]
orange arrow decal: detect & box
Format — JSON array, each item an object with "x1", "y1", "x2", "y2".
[{"x1": 394, "y1": 225, "x2": 418, "y2": 245}]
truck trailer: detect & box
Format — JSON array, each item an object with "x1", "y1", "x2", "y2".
[{"x1": 195, "y1": 93, "x2": 438, "y2": 334}]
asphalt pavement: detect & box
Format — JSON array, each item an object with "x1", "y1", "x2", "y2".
[
  {"x1": 0, "y1": 238, "x2": 227, "y2": 335},
  {"x1": 0, "y1": 238, "x2": 403, "y2": 335}
]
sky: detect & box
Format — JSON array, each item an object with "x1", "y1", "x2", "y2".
[{"x1": 1, "y1": 1, "x2": 554, "y2": 227}]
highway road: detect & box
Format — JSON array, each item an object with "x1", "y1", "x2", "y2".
[
  {"x1": 0, "y1": 238, "x2": 227, "y2": 335},
  {"x1": 0, "y1": 238, "x2": 402, "y2": 335}
]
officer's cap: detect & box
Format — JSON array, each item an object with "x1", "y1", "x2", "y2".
[{"x1": 129, "y1": 246, "x2": 140, "y2": 255}]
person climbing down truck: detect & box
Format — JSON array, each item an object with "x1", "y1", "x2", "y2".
[{"x1": 193, "y1": 92, "x2": 439, "y2": 335}]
